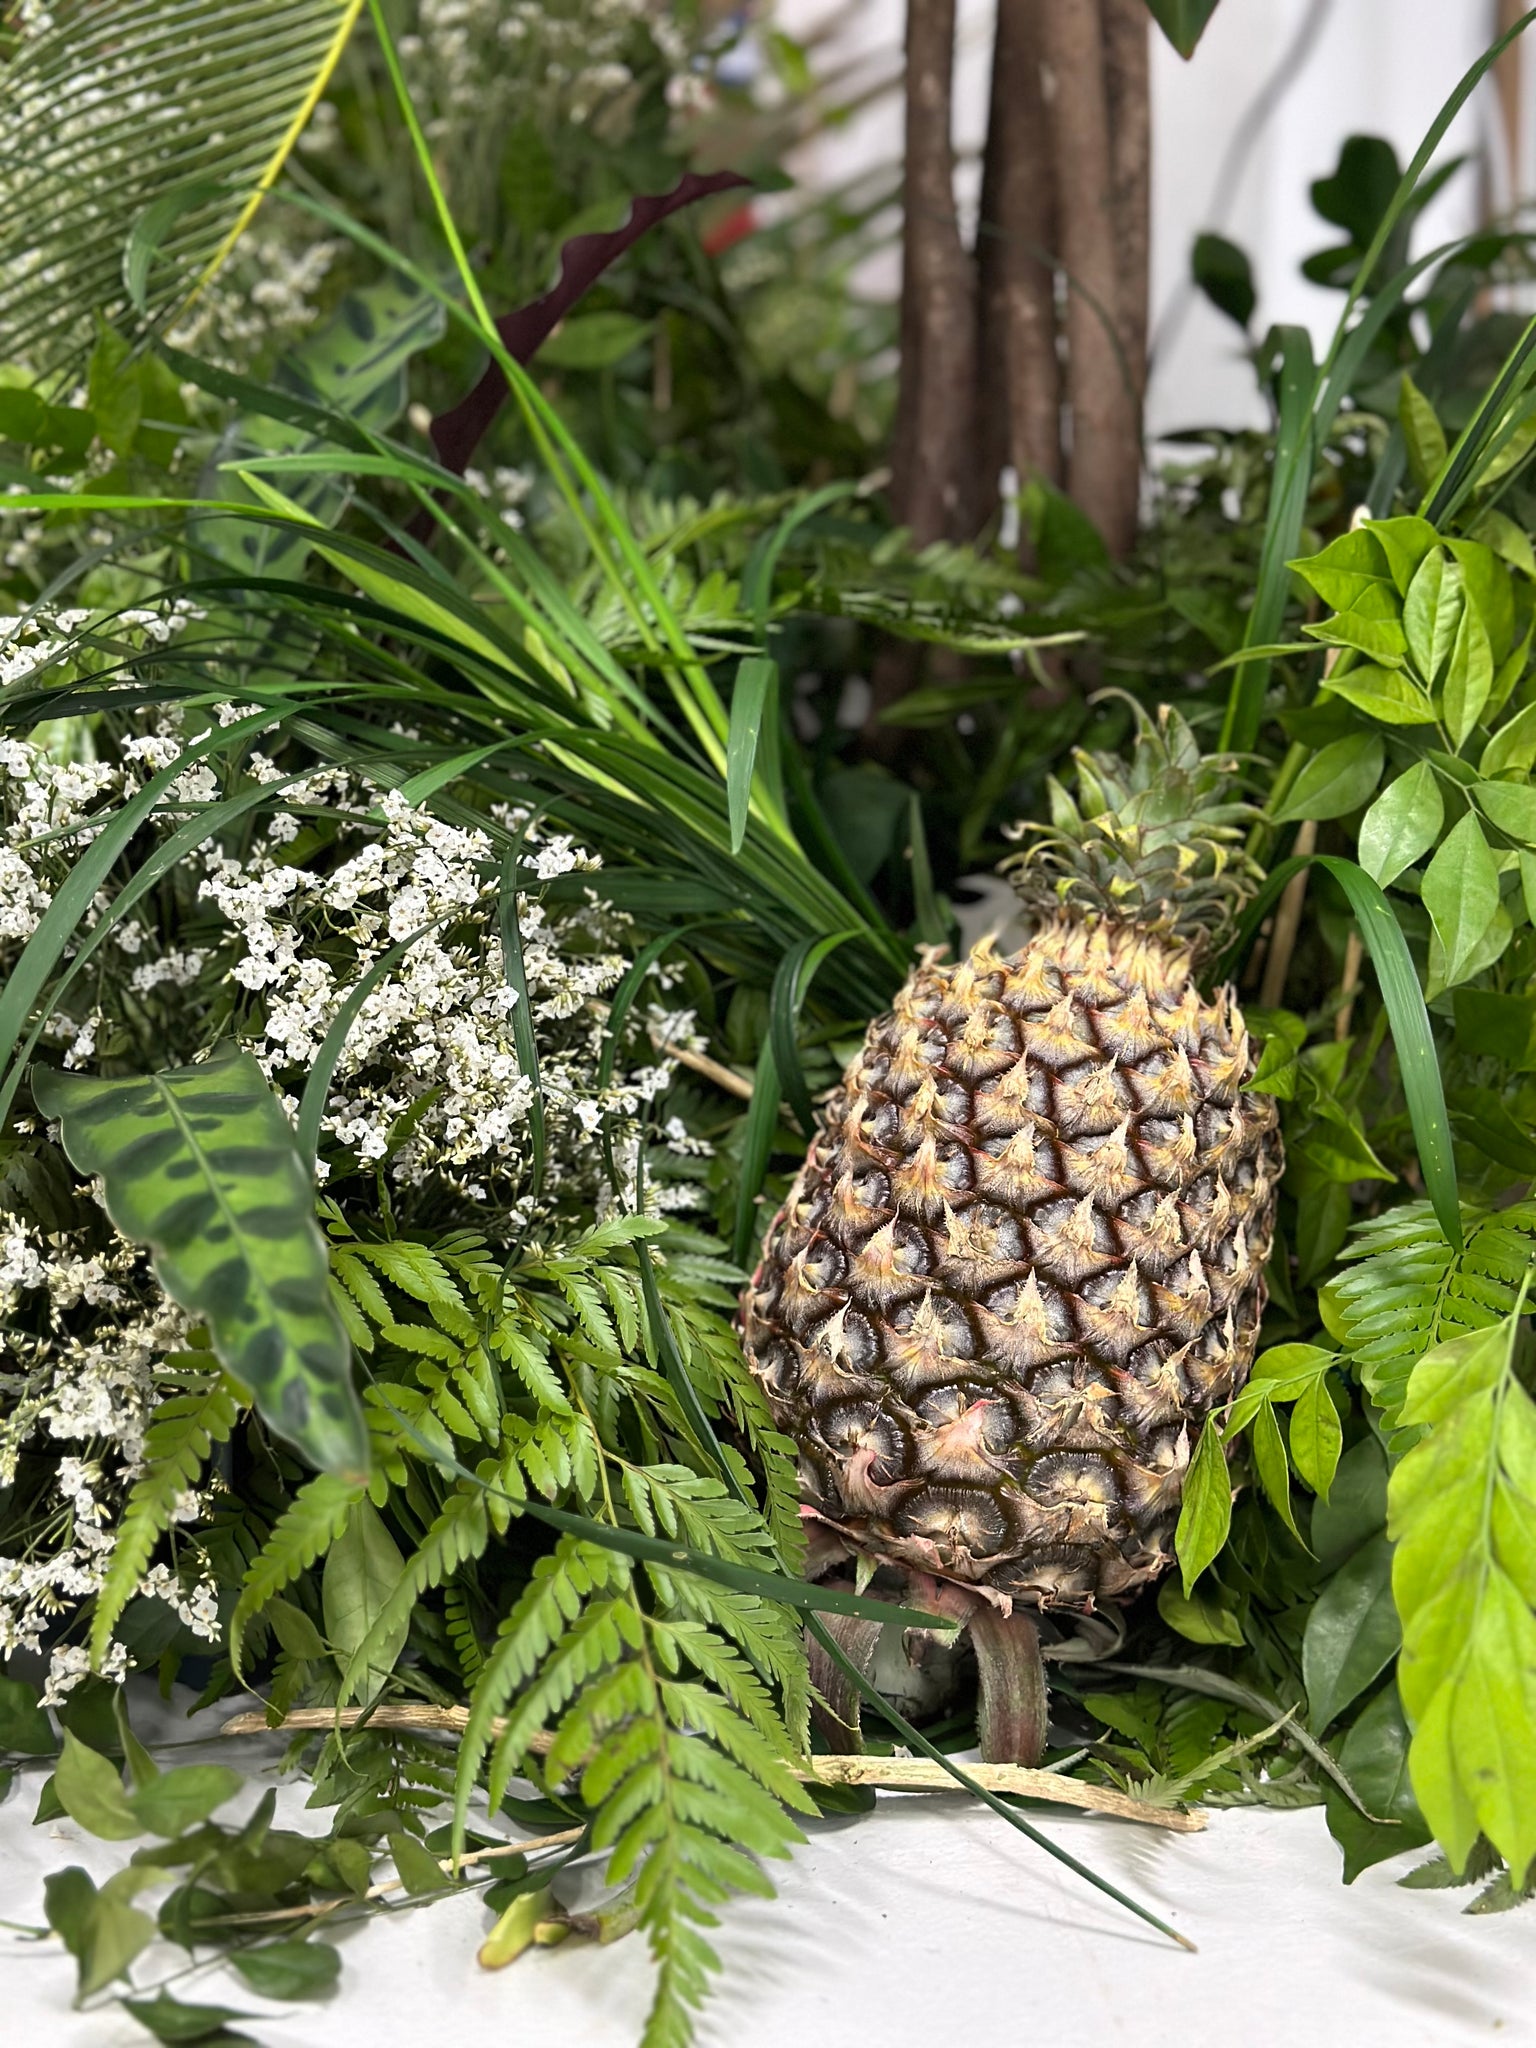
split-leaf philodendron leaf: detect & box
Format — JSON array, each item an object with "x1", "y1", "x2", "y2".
[{"x1": 32, "y1": 1045, "x2": 367, "y2": 1479}]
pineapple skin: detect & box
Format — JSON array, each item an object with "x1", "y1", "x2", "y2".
[{"x1": 740, "y1": 916, "x2": 1281, "y2": 1612}]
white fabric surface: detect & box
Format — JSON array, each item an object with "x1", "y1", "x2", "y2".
[{"x1": 6, "y1": 1692, "x2": 1536, "y2": 2048}]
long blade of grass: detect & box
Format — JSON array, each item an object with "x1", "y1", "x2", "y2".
[
  {"x1": 808, "y1": 1618, "x2": 1195, "y2": 1950},
  {"x1": 1212, "y1": 852, "x2": 1459, "y2": 1249},
  {"x1": 769, "y1": 929, "x2": 859, "y2": 1138},
  {"x1": 726, "y1": 655, "x2": 778, "y2": 856}
]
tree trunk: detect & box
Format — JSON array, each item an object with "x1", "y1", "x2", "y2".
[
  {"x1": 975, "y1": 0, "x2": 1062, "y2": 525},
  {"x1": 1038, "y1": 0, "x2": 1141, "y2": 558},
  {"x1": 888, "y1": 0, "x2": 977, "y2": 545},
  {"x1": 1101, "y1": 0, "x2": 1150, "y2": 412}
]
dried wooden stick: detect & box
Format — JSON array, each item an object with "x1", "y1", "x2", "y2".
[
  {"x1": 808, "y1": 1752, "x2": 1203, "y2": 1831},
  {"x1": 585, "y1": 997, "x2": 755, "y2": 1101},
  {"x1": 1259, "y1": 817, "x2": 1318, "y2": 1007},
  {"x1": 219, "y1": 1706, "x2": 1202, "y2": 1833},
  {"x1": 1335, "y1": 927, "x2": 1365, "y2": 1041}
]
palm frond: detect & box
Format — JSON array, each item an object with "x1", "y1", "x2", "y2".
[{"x1": 0, "y1": 0, "x2": 363, "y2": 375}]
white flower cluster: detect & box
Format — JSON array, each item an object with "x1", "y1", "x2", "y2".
[
  {"x1": 1, "y1": 683, "x2": 704, "y2": 1697},
  {"x1": 386, "y1": 0, "x2": 711, "y2": 159}
]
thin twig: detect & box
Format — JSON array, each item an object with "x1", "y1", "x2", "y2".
[
  {"x1": 1259, "y1": 817, "x2": 1317, "y2": 1007},
  {"x1": 1335, "y1": 927, "x2": 1365, "y2": 1040},
  {"x1": 218, "y1": 1707, "x2": 1201, "y2": 1831},
  {"x1": 585, "y1": 998, "x2": 755, "y2": 1101}
]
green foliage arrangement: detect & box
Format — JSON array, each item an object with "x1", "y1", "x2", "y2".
[{"x1": 9, "y1": 4, "x2": 1536, "y2": 2045}]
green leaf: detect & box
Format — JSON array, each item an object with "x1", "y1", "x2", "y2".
[
  {"x1": 1399, "y1": 373, "x2": 1449, "y2": 492},
  {"x1": 1289, "y1": 1376, "x2": 1344, "y2": 1500},
  {"x1": 1312, "y1": 1437, "x2": 1389, "y2": 1570},
  {"x1": 1250, "y1": 1399, "x2": 1304, "y2": 1542},
  {"x1": 0, "y1": 1676, "x2": 54, "y2": 1756},
  {"x1": 322, "y1": 1498, "x2": 410, "y2": 1703},
  {"x1": 1320, "y1": 663, "x2": 1436, "y2": 725},
  {"x1": 121, "y1": 1991, "x2": 255, "y2": 2044},
  {"x1": 1480, "y1": 700, "x2": 1536, "y2": 777},
  {"x1": 1324, "y1": 1682, "x2": 1431, "y2": 1881},
  {"x1": 1358, "y1": 761, "x2": 1444, "y2": 886},
  {"x1": 388, "y1": 1829, "x2": 449, "y2": 1896},
  {"x1": 1443, "y1": 592, "x2": 1495, "y2": 746},
  {"x1": 229, "y1": 1940, "x2": 341, "y2": 1999},
  {"x1": 538, "y1": 312, "x2": 653, "y2": 370},
  {"x1": 1191, "y1": 231, "x2": 1254, "y2": 328},
  {"x1": 50, "y1": 1868, "x2": 158, "y2": 1998},
  {"x1": 265, "y1": 1597, "x2": 327, "y2": 1662},
  {"x1": 1156, "y1": 1579, "x2": 1243, "y2": 1647},
  {"x1": 32, "y1": 1045, "x2": 367, "y2": 1479},
  {"x1": 130, "y1": 1766, "x2": 245, "y2": 1839},
  {"x1": 1404, "y1": 547, "x2": 1461, "y2": 685},
  {"x1": 1289, "y1": 526, "x2": 1394, "y2": 612},
  {"x1": 1475, "y1": 778, "x2": 1536, "y2": 844},
  {"x1": 726, "y1": 655, "x2": 777, "y2": 857},
  {"x1": 1176, "y1": 1419, "x2": 1233, "y2": 1593},
  {"x1": 87, "y1": 324, "x2": 142, "y2": 454},
  {"x1": 55, "y1": 1731, "x2": 141, "y2": 1840},
  {"x1": 1304, "y1": 1536, "x2": 1401, "y2": 1730},
  {"x1": 1270, "y1": 731, "x2": 1384, "y2": 823},
  {"x1": 1143, "y1": 0, "x2": 1221, "y2": 58},
  {"x1": 1421, "y1": 811, "x2": 1501, "y2": 990}
]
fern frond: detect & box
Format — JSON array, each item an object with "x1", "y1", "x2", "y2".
[
  {"x1": 1329, "y1": 1201, "x2": 1536, "y2": 1429},
  {"x1": 230, "y1": 1470, "x2": 361, "y2": 1674},
  {"x1": 90, "y1": 1373, "x2": 240, "y2": 1667},
  {"x1": 444, "y1": 1583, "x2": 485, "y2": 1685}
]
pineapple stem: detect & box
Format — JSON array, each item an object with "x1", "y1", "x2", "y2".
[
  {"x1": 807, "y1": 1614, "x2": 1198, "y2": 1952},
  {"x1": 972, "y1": 1608, "x2": 1048, "y2": 1768}
]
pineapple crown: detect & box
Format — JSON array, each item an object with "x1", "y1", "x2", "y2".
[{"x1": 1001, "y1": 697, "x2": 1262, "y2": 957}]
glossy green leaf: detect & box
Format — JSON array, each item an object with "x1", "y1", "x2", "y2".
[
  {"x1": 1399, "y1": 373, "x2": 1449, "y2": 492},
  {"x1": 1475, "y1": 778, "x2": 1536, "y2": 844},
  {"x1": 1270, "y1": 732, "x2": 1383, "y2": 823},
  {"x1": 1304, "y1": 1535, "x2": 1400, "y2": 1729},
  {"x1": 1320, "y1": 663, "x2": 1435, "y2": 725},
  {"x1": 1289, "y1": 527, "x2": 1394, "y2": 612},
  {"x1": 1443, "y1": 593, "x2": 1495, "y2": 746},
  {"x1": 1403, "y1": 547, "x2": 1460, "y2": 685},
  {"x1": 1289, "y1": 1376, "x2": 1344, "y2": 1500},
  {"x1": 1156, "y1": 1579, "x2": 1244, "y2": 1646},
  {"x1": 1479, "y1": 700, "x2": 1536, "y2": 777},
  {"x1": 1421, "y1": 811, "x2": 1501, "y2": 989},
  {"x1": 32, "y1": 1045, "x2": 366, "y2": 1479},
  {"x1": 1359, "y1": 761, "x2": 1444, "y2": 886},
  {"x1": 1251, "y1": 1399, "x2": 1304, "y2": 1541},
  {"x1": 1191, "y1": 231, "x2": 1254, "y2": 328},
  {"x1": 1176, "y1": 1419, "x2": 1233, "y2": 1593}
]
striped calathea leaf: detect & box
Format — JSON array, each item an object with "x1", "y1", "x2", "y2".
[{"x1": 32, "y1": 1044, "x2": 367, "y2": 1479}]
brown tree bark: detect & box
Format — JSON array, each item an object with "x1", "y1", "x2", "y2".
[
  {"x1": 1038, "y1": 0, "x2": 1141, "y2": 558},
  {"x1": 1101, "y1": 0, "x2": 1150, "y2": 412},
  {"x1": 975, "y1": 0, "x2": 1062, "y2": 521},
  {"x1": 888, "y1": 0, "x2": 977, "y2": 545}
]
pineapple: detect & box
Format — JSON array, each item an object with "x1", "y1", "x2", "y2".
[{"x1": 741, "y1": 703, "x2": 1281, "y2": 1632}]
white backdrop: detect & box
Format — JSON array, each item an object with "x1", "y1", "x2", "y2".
[{"x1": 772, "y1": 0, "x2": 1514, "y2": 437}]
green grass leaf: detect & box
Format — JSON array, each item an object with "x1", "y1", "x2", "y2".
[
  {"x1": 726, "y1": 655, "x2": 777, "y2": 856},
  {"x1": 33, "y1": 1046, "x2": 367, "y2": 1478}
]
